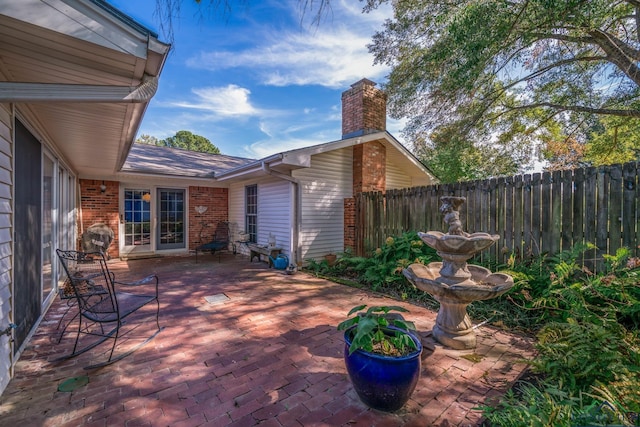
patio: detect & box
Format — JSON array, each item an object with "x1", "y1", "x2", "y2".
[{"x1": 0, "y1": 254, "x2": 533, "y2": 426}]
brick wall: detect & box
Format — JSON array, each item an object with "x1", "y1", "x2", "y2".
[
  {"x1": 189, "y1": 186, "x2": 229, "y2": 250},
  {"x1": 79, "y1": 179, "x2": 120, "y2": 258},
  {"x1": 344, "y1": 197, "x2": 355, "y2": 251},
  {"x1": 353, "y1": 140, "x2": 386, "y2": 194},
  {"x1": 341, "y1": 78, "x2": 387, "y2": 138}
]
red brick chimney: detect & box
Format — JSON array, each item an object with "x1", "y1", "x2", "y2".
[
  {"x1": 341, "y1": 78, "x2": 387, "y2": 138},
  {"x1": 342, "y1": 79, "x2": 387, "y2": 194}
]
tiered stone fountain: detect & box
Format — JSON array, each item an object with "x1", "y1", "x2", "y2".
[{"x1": 403, "y1": 196, "x2": 514, "y2": 349}]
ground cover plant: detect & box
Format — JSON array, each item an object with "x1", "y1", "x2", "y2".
[{"x1": 305, "y1": 234, "x2": 640, "y2": 426}]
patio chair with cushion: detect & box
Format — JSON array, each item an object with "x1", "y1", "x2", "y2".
[{"x1": 55, "y1": 249, "x2": 162, "y2": 369}]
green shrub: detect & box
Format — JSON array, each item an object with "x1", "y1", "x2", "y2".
[{"x1": 308, "y1": 237, "x2": 640, "y2": 424}]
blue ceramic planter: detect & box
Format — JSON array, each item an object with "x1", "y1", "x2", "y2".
[{"x1": 343, "y1": 326, "x2": 422, "y2": 412}]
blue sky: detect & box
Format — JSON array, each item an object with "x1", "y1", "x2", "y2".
[{"x1": 108, "y1": 0, "x2": 404, "y2": 160}]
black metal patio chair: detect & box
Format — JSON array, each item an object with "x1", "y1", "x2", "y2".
[
  {"x1": 55, "y1": 249, "x2": 162, "y2": 369},
  {"x1": 195, "y1": 221, "x2": 232, "y2": 262}
]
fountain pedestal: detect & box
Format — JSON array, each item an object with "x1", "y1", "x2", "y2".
[{"x1": 403, "y1": 196, "x2": 514, "y2": 350}]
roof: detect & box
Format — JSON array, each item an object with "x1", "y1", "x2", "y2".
[
  {"x1": 120, "y1": 144, "x2": 256, "y2": 178},
  {"x1": 216, "y1": 131, "x2": 437, "y2": 184},
  {"x1": 0, "y1": 0, "x2": 170, "y2": 178},
  {"x1": 120, "y1": 132, "x2": 436, "y2": 185}
]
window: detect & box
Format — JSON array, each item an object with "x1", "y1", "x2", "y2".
[{"x1": 245, "y1": 184, "x2": 257, "y2": 243}]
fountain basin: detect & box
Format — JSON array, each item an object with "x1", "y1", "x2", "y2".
[
  {"x1": 403, "y1": 263, "x2": 514, "y2": 349},
  {"x1": 403, "y1": 263, "x2": 514, "y2": 303},
  {"x1": 418, "y1": 231, "x2": 499, "y2": 255}
]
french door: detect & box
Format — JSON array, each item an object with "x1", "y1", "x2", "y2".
[
  {"x1": 156, "y1": 188, "x2": 185, "y2": 250},
  {"x1": 122, "y1": 187, "x2": 185, "y2": 253}
]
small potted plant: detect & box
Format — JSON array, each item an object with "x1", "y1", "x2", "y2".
[
  {"x1": 337, "y1": 305, "x2": 423, "y2": 412},
  {"x1": 324, "y1": 252, "x2": 337, "y2": 266}
]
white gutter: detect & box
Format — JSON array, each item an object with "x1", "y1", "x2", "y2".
[
  {"x1": 0, "y1": 75, "x2": 158, "y2": 103},
  {"x1": 261, "y1": 162, "x2": 302, "y2": 265}
]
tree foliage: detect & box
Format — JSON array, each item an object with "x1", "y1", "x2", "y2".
[
  {"x1": 136, "y1": 134, "x2": 160, "y2": 146},
  {"x1": 136, "y1": 131, "x2": 221, "y2": 154},
  {"x1": 365, "y1": 0, "x2": 640, "y2": 178},
  {"x1": 587, "y1": 116, "x2": 640, "y2": 166}
]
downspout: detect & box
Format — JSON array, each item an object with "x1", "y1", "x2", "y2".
[{"x1": 261, "y1": 162, "x2": 301, "y2": 265}]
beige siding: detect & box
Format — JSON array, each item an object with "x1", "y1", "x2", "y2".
[
  {"x1": 386, "y1": 157, "x2": 413, "y2": 190},
  {"x1": 228, "y1": 180, "x2": 246, "y2": 249},
  {"x1": 294, "y1": 148, "x2": 352, "y2": 261},
  {"x1": 0, "y1": 104, "x2": 13, "y2": 395}
]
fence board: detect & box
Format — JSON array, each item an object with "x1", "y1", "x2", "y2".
[
  {"x1": 608, "y1": 165, "x2": 623, "y2": 255},
  {"x1": 637, "y1": 163, "x2": 640, "y2": 258},
  {"x1": 550, "y1": 170, "x2": 562, "y2": 255},
  {"x1": 572, "y1": 167, "x2": 585, "y2": 246},
  {"x1": 584, "y1": 167, "x2": 597, "y2": 270},
  {"x1": 531, "y1": 173, "x2": 542, "y2": 257},
  {"x1": 561, "y1": 169, "x2": 573, "y2": 252},
  {"x1": 596, "y1": 167, "x2": 609, "y2": 266},
  {"x1": 513, "y1": 175, "x2": 523, "y2": 258},
  {"x1": 540, "y1": 172, "x2": 552, "y2": 255},
  {"x1": 488, "y1": 178, "x2": 498, "y2": 260},
  {"x1": 522, "y1": 174, "x2": 532, "y2": 257},
  {"x1": 622, "y1": 163, "x2": 637, "y2": 255}
]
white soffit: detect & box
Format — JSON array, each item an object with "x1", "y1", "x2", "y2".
[{"x1": 0, "y1": 0, "x2": 170, "y2": 178}]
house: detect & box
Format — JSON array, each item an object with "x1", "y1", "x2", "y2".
[
  {"x1": 114, "y1": 78, "x2": 437, "y2": 264},
  {"x1": 0, "y1": 0, "x2": 170, "y2": 395},
  {"x1": 0, "y1": 0, "x2": 435, "y2": 396}
]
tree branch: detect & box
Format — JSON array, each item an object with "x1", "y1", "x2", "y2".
[
  {"x1": 508, "y1": 102, "x2": 640, "y2": 117},
  {"x1": 588, "y1": 29, "x2": 640, "y2": 86}
]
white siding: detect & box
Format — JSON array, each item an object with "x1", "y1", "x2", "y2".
[
  {"x1": 228, "y1": 177, "x2": 293, "y2": 259},
  {"x1": 257, "y1": 178, "x2": 293, "y2": 256},
  {"x1": 0, "y1": 104, "x2": 13, "y2": 396},
  {"x1": 386, "y1": 157, "x2": 413, "y2": 190},
  {"x1": 294, "y1": 148, "x2": 352, "y2": 261}
]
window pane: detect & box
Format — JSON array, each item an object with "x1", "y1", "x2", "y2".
[{"x1": 245, "y1": 184, "x2": 258, "y2": 243}]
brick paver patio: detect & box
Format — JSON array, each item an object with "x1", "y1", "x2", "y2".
[{"x1": 0, "y1": 254, "x2": 534, "y2": 426}]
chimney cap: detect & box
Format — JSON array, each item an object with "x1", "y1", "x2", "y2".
[{"x1": 350, "y1": 78, "x2": 377, "y2": 89}]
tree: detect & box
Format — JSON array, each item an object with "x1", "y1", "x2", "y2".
[
  {"x1": 162, "y1": 130, "x2": 221, "y2": 154},
  {"x1": 366, "y1": 0, "x2": 640, "y2": 176},
  {"x1": 136, "y1": 131, "x2": 221, "y2": 154},
  {"x1": 136, "y1": 134, "x2": 161, "y2": 146}
]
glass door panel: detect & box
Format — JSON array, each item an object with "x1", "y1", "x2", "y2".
[
  {"x1": 157, "y1": 188, "x2": 185, "y2": 250},
  {"x1": 123, "y1": 189, "x2": 152, "y2": 252},
  {"x1": 42, "y1": 152, "x2": 55, "y2": 302}
]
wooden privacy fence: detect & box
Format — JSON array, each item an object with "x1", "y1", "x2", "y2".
[{"x1": 354, "y1": 161, "x2": 640, "y2": 270}]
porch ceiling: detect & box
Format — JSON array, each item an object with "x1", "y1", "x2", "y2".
[{"x1": 0, "y1": 1, "x2": 169, "y2": 178}]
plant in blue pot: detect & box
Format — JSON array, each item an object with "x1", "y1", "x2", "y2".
[{"x1": 337, "y1": 305, "x2": 423, "y2": 412}]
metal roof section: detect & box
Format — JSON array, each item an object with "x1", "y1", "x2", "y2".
[
  {"x1": 88, "y1": 0, "x2": 159, "y2": 38},
  {"x1": 120, "y1": 143, "x2": 256, "y2": 178}
]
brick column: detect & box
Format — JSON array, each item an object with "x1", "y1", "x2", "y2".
[
  {"x1": 344, "y1": 197, "x2": 355, "y2": 252},
  {"x1": 353, "y1": 140, "x2": 386, "y2": 194},
  {"x1": 189, "y1": 186, "x2": 229, "y2": 249},
  {"x1": 79, "y1": 179, "x2": 120, "y2": 258}
]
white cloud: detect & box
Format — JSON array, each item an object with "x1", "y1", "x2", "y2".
[
  {"x1": 170, "y1": 84, "x2": 261, "y2": 117},
  {"x1": 186, "y1": 1, "x2": 391, "y2": 88}
]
